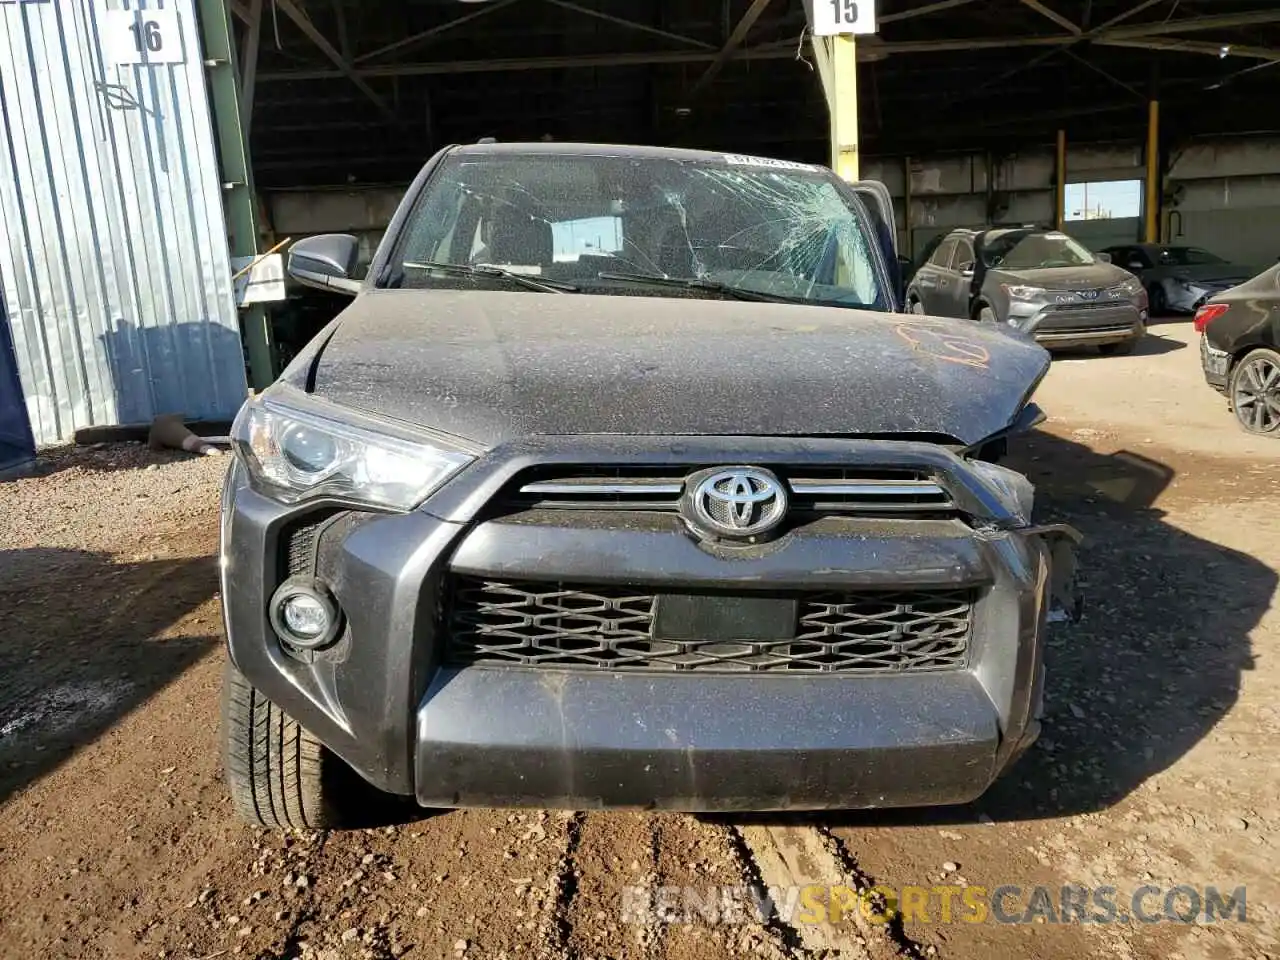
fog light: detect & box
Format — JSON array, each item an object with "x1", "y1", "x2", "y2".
[
  {"x1": 283, "y1": 594, "x2": 328, "y2": 637},
  {"x1": 269, "y1": 579, "x2": 342, "y2": 650}
]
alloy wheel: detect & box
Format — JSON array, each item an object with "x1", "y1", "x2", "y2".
[{"x1": 1232, "y1": 351, "x2": 1280, "y2": 435}]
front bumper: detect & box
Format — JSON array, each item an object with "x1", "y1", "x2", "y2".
[
  {"x1": 221, "y1": 437, "x2": 1078, "y2": 812},
  {"x1": 1167, "y1": 280, "x2": 1239, "y2": 314},
  {"x1": 1012, "y1": 302, "x2": 1146, "y2": 350}
]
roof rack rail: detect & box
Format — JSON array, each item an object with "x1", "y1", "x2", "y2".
[{"x1": 477, "y1": 137, "x2": 497, "y2": 144}]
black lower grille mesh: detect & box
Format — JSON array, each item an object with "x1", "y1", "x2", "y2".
[
  {"x1": 281, "y1": 510, "x2": 344, "y2": 578},
  {"x1": 445, "y1": 578, "x2": 972, "y2": 674}
]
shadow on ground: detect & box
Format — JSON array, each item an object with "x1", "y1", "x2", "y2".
[
  {"x1": 730, "y1": 427, "x2": 1272, "y2": 829},
  {"x1": 1052, "y1": 330, "x2": 1187, "y2": 360},
  {"x1": 0, "y1": 547, "x2": 220, "y2": 806}
]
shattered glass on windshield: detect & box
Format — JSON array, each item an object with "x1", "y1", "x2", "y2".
[{"x1": 386, "y1": 153, "x2": 892, "y2": 311}]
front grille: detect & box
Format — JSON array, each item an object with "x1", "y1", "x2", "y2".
[
  {"x1": 445, "y1": 578, "x2": 973, "y2": 674},
  {"x1": 502, "y1": 466, "x2": 955, "y2": 516}
]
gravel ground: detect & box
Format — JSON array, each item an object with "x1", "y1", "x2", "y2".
[{"x1": 0, "y1": 321, "x2": 1277, "y2": 960}]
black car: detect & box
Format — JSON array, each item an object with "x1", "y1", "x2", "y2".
[
  {"x1": 1196, "y1": 263, "x2": 1280, "y2": 437},
  {"x1": 907, "y1": 226, "x2": 1148, "y2": 354},
  {"x1": 1104, "y1": 243, "x2": 1256, "y2": 316},
  {"x1": 218, "y1": 142, "x2": 1081, "y2": 828}
]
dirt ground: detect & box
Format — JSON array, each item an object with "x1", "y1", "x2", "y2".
[{"x1": 1, "y1": 319, "x2": 1278, "y2": 960}]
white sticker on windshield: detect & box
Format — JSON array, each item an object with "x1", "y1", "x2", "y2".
[
  {"x1": 722, "y1": 153, "x2": 818, "y2": 172},
  {"x1": 1045, "y1": 232, "x2": 1069, "y2": 239}
]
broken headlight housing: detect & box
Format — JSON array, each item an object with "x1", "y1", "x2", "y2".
[
  {"x1": 231, "y1": 393, "x2": 475, "y2": 511},
  {"x1": 1108, "y1": 277, "x2": 1145, "y2": 301}
]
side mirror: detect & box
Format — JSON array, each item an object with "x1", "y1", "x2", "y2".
[
  {"x1": 287, "y1": 234, "x2": 363, "y2": 295},
  {"x1": 958, "y1": 261, "x2": 975, "y2": 278},
  {"x1": 1095, "y1": 252, "x2": 1112, "y2": 264},
  {"x1": 1128, "y1": 261, "x2": 1144, "y2": 271}
]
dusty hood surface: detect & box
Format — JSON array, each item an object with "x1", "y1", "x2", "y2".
[
  {"x1": 303, "y1": 290, "x2": 1050, "y2": 448},
  {"x1": 987, "y1": 263, "x2": 1133, "y2": 290}
]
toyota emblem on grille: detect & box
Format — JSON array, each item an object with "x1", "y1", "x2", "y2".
[
  {"x1": 684, "y1": 467, "x2": 788, "y2": 540},
  {"x1": 1078, "y1": 289, "x2": 1101, "y2": 301}
]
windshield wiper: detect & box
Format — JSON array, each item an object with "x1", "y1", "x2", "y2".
[
  {"x1": 597, "y1": 271, "x2": 812, "y2": 305},
  {"x1": 403, "y1": 260, "x2": 579, "y2": 294}
]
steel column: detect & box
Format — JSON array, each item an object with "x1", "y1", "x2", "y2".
[
  {"x1": 1145, "y1": 100, "x2": 1160, "y2": 243},
  {"x1": 828, "y1": 34, "x2": 859, "y2": 181},
  {"x1": 239, "y1": 0, "x2": 263, "y2": 131},
  {"x1": 1055, "y1": 129, "x2": 1066, "y2": 230},
  {"x1": 198, "y1": 0, "x2": 274, "y2": 390}
]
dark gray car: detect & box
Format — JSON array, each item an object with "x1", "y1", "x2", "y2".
[
  {"x1": 908, "y1": 227, "x2": 1148, "y2": 354},
  {"x1": 219, "y1": 142, "x2": 1082, "y2": 828}
]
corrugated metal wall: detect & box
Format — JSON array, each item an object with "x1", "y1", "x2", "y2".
[
  {"x1": 0, "y1": 0, "x2": 247, "y2": 446},
  {"x1": 868, "y1": 137, "x2": 1280, "y2": 268}
]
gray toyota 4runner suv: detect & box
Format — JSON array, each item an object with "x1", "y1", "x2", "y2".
[{"x1": 220, "y1": 142, "x2": 1082, "y2": 829}]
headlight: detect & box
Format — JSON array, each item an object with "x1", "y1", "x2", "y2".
[
  {"x1": 970, "y1": 459, "x2": 1035, "y2": 524},
  {"x1": 1109, "y1": 277, "x2": 1143, "y2": 297},
  {"x1": 231, "y1": 394, "x2": 475, "y2": 510},
  {"x1": 1002, "y1": 284, "x2": 1046, "y2": 302}
]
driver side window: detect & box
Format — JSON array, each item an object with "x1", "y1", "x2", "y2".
[{"x1": 952, "y1": 239, "x2": 975, "y2": 273}]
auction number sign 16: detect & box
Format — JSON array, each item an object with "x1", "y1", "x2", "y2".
[
  {"x1": 101, "y1": 7, "x2": 185, "y2": 65},
  {"x1": 810, "y1": 0, "x2": 877, "y2": 35}
]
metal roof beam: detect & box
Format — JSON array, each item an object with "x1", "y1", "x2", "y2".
[
  {"x1": 258, "y1": 34, "x2": 1090, "y2": 84},
  {"x1": 1103, "y1": 10, "x2": 1280, "y2": 40},
  {"x1": 260, "y1": 45, "x2": 799, "y2": 81},
  {"x1": 1095, "y1": 37, "x2": 1280, "y2": 62},
  {"x1": 1061, "y1": 46, "x2": 1144, "y2": 99},
  {"x1": 688, "y1": 0, "x2": 774, "y2": 96},
  {"x1": 1017, "y1": 0, "x2": 1081, "y2": 36},
  {"x1": 272, "y1": 0, "x2": 398, "y2": 122},
  {"x1": 878, "y1": 0, "x2": 981, "y2": 25},
  {"x1": 1090, "y1": 0, "x2": 1166, "y2": 33},
  {"x1": 540, "y1": 0, "x2": 716, "y2": 50},
  {"x1": 355, "y1": 0, "x2": 522, "y2": 64}
]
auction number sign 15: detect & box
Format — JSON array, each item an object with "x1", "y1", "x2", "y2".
[
  {"x1": 810, "y1": 0, "x2": 877, "y2": 35},
  {"x1": 101, "y1": 7, "x2": 185, "y2": 65}
]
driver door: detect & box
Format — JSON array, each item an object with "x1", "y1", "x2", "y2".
[
  {"x1": 843, "y1": 180, "x2": 901, "y2": 307},
  {"x1": 948, "y1": 237, "x2": 978, "y2": 317}
]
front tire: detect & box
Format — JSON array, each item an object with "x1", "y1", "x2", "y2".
[
  {"x1": 221, "y1": 659, "x2": 388, "y2": 829},
  {"x1": 1229, "y1": 347, "x2": 1280, "y2": 437},
  {"x1": 1148, "y1": 284, "x2": 1167, "y2": 317}
]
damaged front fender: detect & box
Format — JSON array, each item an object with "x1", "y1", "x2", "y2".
[{"x1": 1021, "y1": 523, "x2": 1085, "y2": 624}]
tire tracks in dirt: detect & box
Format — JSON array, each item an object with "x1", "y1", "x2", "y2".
[{"x1": 728, "y1": 819, "x2": 925, "y2": 960}]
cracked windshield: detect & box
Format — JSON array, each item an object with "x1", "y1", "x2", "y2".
[{"x1": 386, "y1": 152, "x2": 891, "y2": 309}]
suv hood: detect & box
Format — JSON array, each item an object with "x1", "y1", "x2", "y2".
[
  {"x1": 987, "y1": 263, "x2": 1131, "y2": 290},
  {"x1": 300, "y1": 290, "x2": 1050, "y2": 448}
]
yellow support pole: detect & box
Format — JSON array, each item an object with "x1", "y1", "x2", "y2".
[
  {"x1": 1055, "y1": 129, "x2": 1066, "y2": 231},
  {"x1": 1145, "y1": 100, "x2": 1160, "y2": 242},
  {"x1": 829, "y1": 34, "x2": 859, "y2": 181}
]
